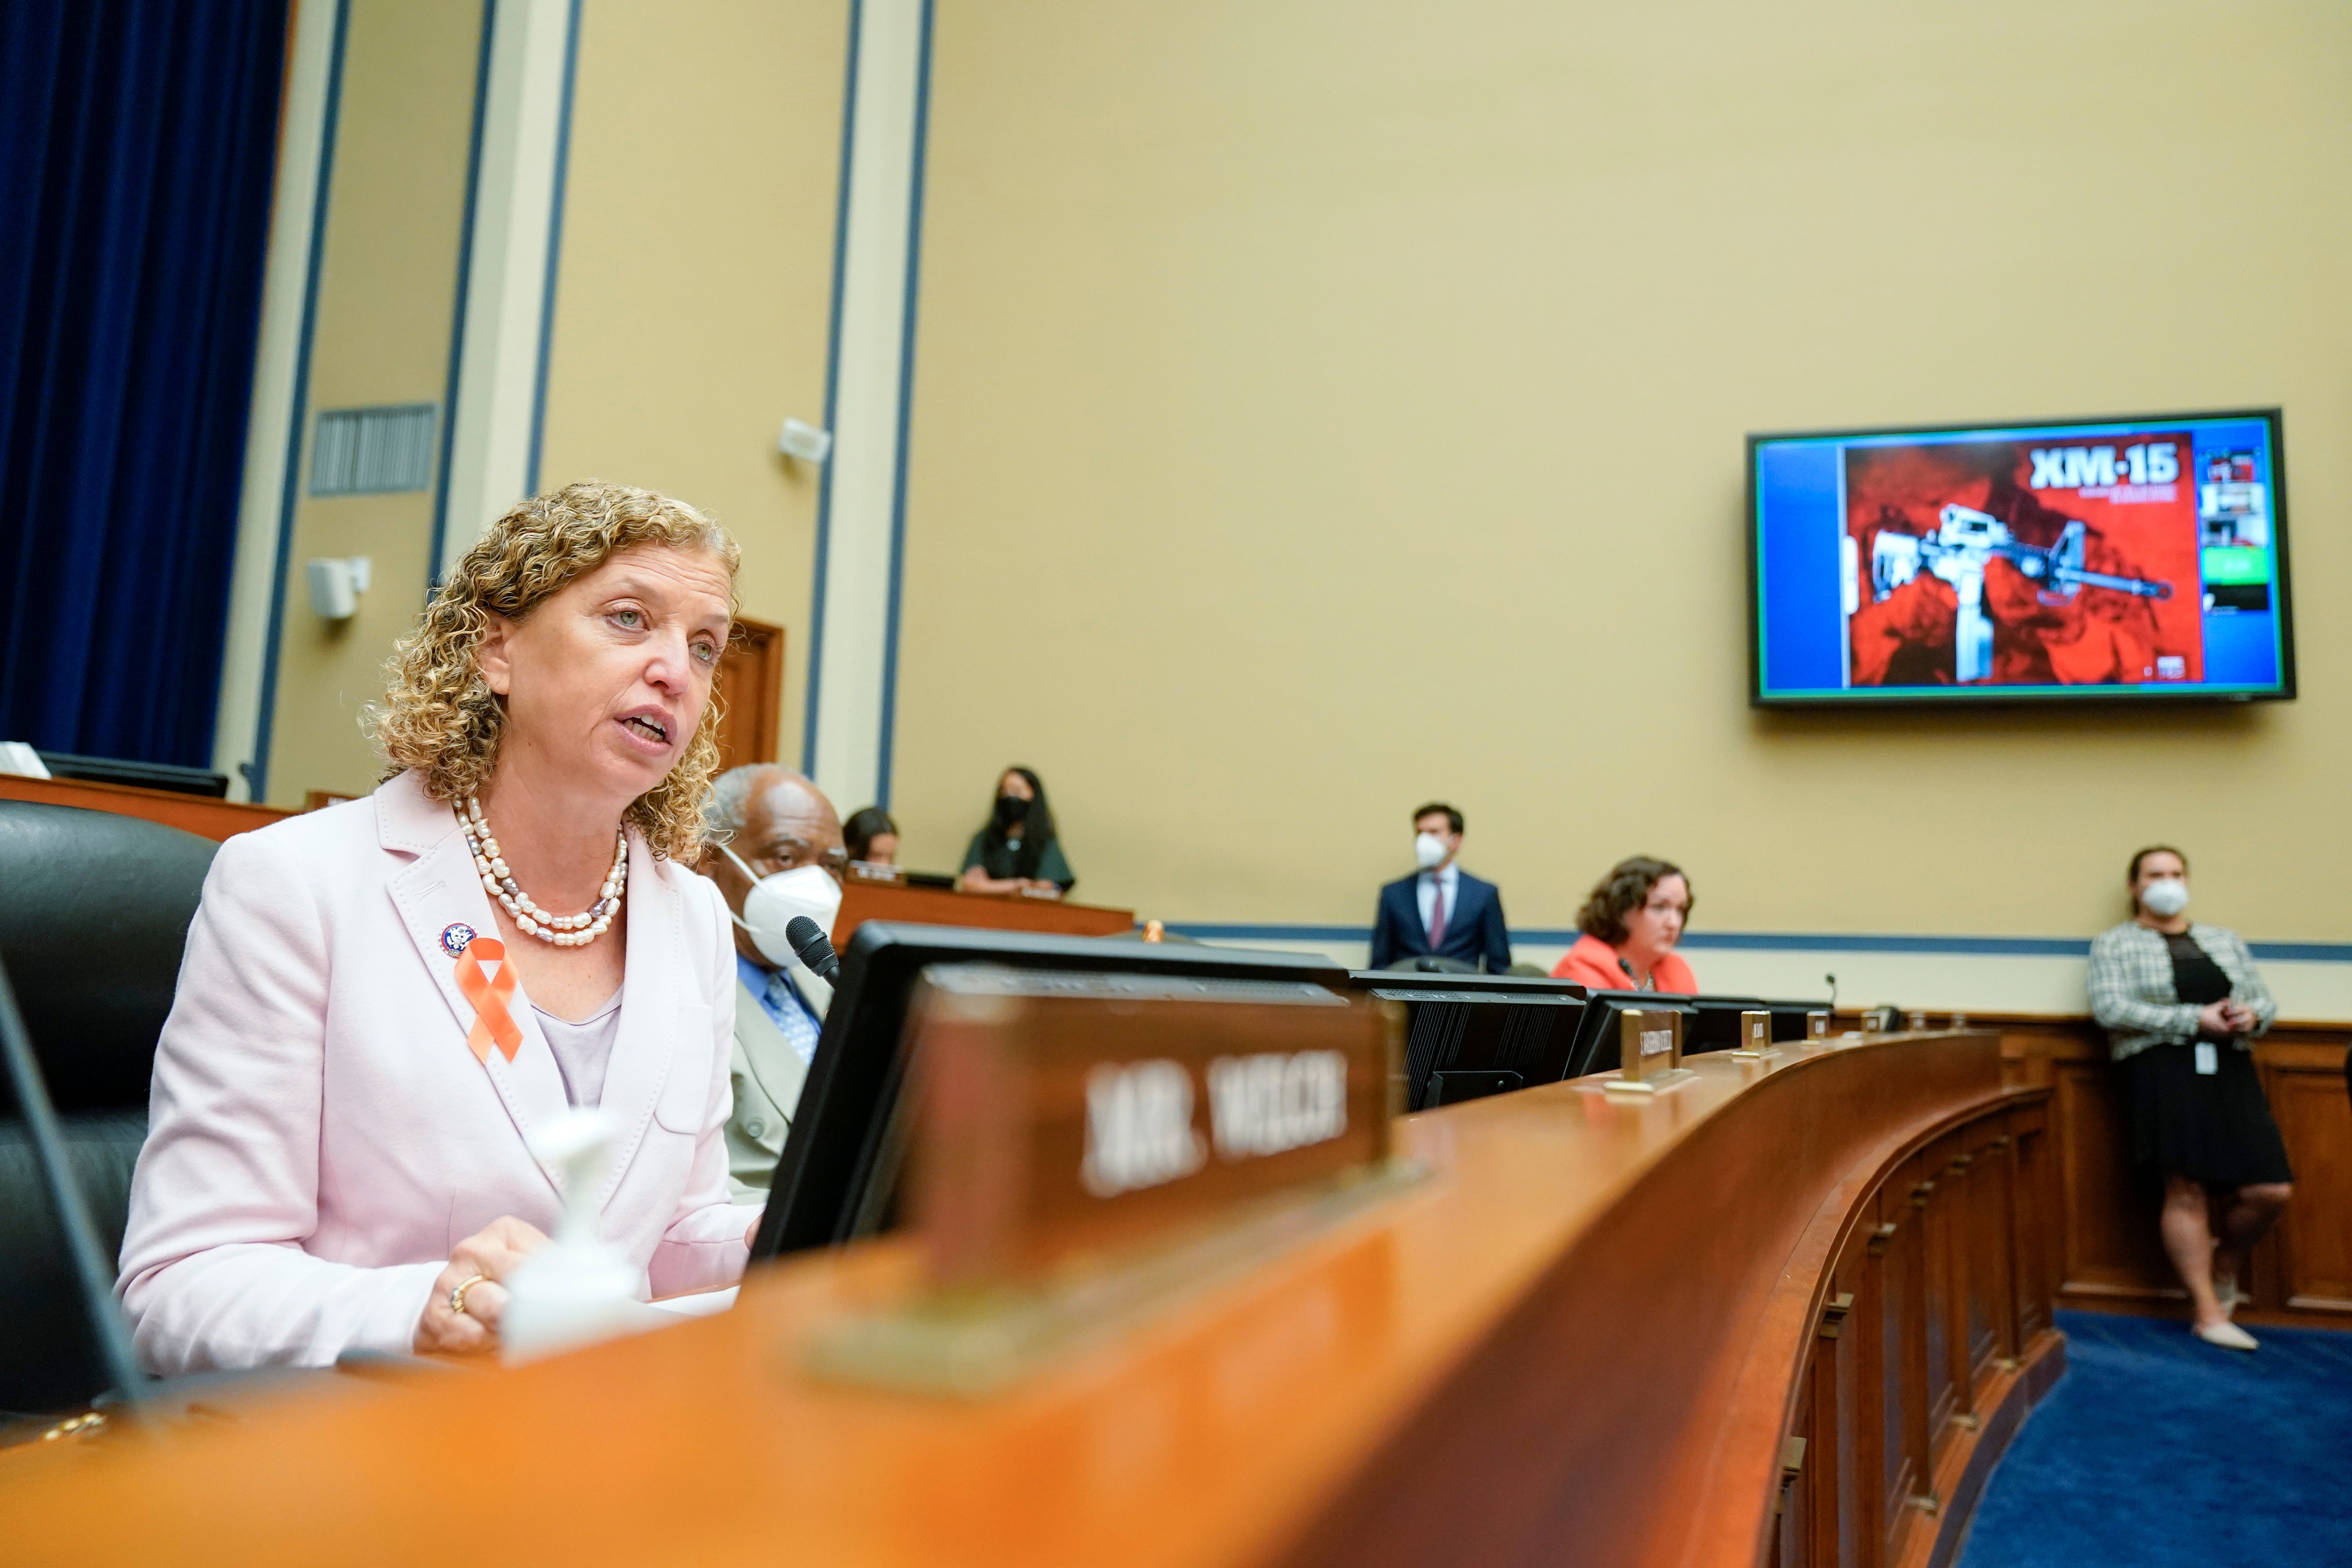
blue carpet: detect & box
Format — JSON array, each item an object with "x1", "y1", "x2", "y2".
[{"x1": 1959, "y1": 1309, "x2": 2352, "y2": 1568}]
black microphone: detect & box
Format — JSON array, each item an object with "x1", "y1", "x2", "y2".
[{"x1": 784, "y1": 916, "x2": 841, "y2": 983}]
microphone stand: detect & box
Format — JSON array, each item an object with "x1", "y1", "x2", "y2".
[{"x1": 0, "y1": 954, "x2": 149, "y2": 1408}]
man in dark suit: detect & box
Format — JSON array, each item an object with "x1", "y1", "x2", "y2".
[{"x1": 1369, "y1": 802, "x2": 1512, "y2": 973}]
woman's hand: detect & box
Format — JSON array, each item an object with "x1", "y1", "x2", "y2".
[
  {"x1": 2220, "y1": 999, "x2": 2259, "y2": 1034},
  {"x1": 2196, "y1": 1000, "x2": 2240, "y2": 1039},
  {"x1": 415, "y1": 1216, "x2": 551, "y2": 1355}
]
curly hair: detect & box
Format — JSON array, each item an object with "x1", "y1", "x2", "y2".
[
  {"x1": 372, "y1": 481, "x2": 740, "y2": 862},
  {"x1": 1575, "y1": 856, "x2": 1693, "y2": 945}
]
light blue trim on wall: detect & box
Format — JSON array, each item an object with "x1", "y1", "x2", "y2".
[
  {"x1": 425, "y1": 0, "x2": 499, "y2": 595},
  {"x1": 871, "y1": 0, "x2": 936, "y2": 811},
  {"x1": 1675, "y1": 932, "x2": 2089, "y2": 957},
  {"x1": 800, "y1": 0, "x2": 865, "y2": 777},
  {"x1": 248, "y1": 0, "x2": 353, "y2": 803},
  {"x1": 1152, "y1": 922, "x2": 2352, "y2": 964},
  {"x1": 522, "y1": 0, "x2": 584, "y2": 494},
  {"x1": 1169, "y1": 925, "x2": 1380, "y2": 944}
]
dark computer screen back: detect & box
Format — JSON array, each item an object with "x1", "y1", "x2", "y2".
[
  {"x1": 1683, "y1": 996, "x2": 1768, "y2": 1055},
  {"x1": 1762, "y1": 998, "x2": 1834, "y2": 1042},
  {"x1": 751, "y1": 923, "x2": 1351, "y2": 1261},
  {"x1": 1346, "y1": 971, "x2": 1587, "y2": 1109},
  {"x1": 1561, "y1": 990, "x2": 1701, "y2": 1080}
]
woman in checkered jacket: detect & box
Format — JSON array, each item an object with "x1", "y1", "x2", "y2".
[{"x1": 2087, "y1": 846, "x2": 2293, "y2": 1353}]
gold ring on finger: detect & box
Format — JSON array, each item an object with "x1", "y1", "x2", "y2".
[{"x1": 450, "y1": 1273, "x2": 489, "y2": 1316}]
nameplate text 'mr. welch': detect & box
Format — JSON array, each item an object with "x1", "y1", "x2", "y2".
[{"x1": 906, "y1": 965, "x2": 1397, "y2": 1288}]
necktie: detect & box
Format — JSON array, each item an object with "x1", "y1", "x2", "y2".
[
  {"x1": 1426, "y1": 876, "x2": 1448, "y2": 950},
  {"x1": 766, "y1": 969, "x2": 820, "y2": 1066}
]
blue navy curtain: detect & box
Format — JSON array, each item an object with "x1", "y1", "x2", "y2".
[{"x1": 0, "y1": 0, "x2": 289, "y2": 767}]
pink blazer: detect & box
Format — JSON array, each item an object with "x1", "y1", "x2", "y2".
[{"x1": 117, "y1": 771, "x2": 751, "y2": 1375}]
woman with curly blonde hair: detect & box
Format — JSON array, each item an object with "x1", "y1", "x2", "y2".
[{"x1": 119, "y1": 482, "x2": 761, "y2": 1372}]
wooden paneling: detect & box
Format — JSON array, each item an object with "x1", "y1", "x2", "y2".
[
  {"x1": 2267, "y1": 1053, "x2": 2352, "y2": 1312},
  {"x1": 1921, "y1": 1134, "x2": 1961, "y2": 1471},
  {"x1": 833, "y1": 879, "x2": 1133, "y2": 947},
  {"x1": 2052, "y1": 1055, "x2": 2173, "y2": 1300},
  {"x1": 2002, "y1": 1016, "x2": 2352, "y2": 1330},
  {"x1": 1780, "y1": 1098, "x2": 2066, "y2": 1568},
  {"x1": 0, "y1": 773, "x2": 293, "y2": 842},
  {"x1": 2009, "y1": 1103, "x2": 2055, "y2": 1347},
  {"x1": 1813, "y1": 1229, "x2": 1872, "y2": 1568},
  {"x1": 0, "y1": 1033, "x2": 2062, "y2": 1568},
  {"x1": 713, "y1": 615, "x2": 784, "y2": 771}
]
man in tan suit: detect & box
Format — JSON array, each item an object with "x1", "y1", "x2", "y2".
[{"x1": 697, "y1": 766, "x2": 846, "y2": 1200}]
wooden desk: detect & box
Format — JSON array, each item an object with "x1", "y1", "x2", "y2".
[
  {"x1": 834, "y1": 879, "x2": 1134, "y2": 947},
  {"x1": 1994, "y1": 1013, "x2": 2352, "y2": 1330},
  {"x1": 0, "y1": 773, "x2": 291, "y2": 842},
  {"x1": 0, "y1": 1033, "x2": 2055, "y2": 1568}
]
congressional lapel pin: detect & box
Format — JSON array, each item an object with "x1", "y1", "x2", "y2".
[{"x1": 439, "y1": 922, "x2": 479, "y2": 958}]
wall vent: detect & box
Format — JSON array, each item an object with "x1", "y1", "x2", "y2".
[{"x1": 310, "y1": 403, "x2": 437, "y2": 495}]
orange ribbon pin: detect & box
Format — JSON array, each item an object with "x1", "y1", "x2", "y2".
[{"x1": 453, "y1": 936, "x2": 523, "y2": 1064}]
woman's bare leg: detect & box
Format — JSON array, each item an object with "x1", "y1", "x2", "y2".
[
  {"x1": 2160, "y1": 1174, "x2": 2227, "y2": 1328},
  {"x1": 2208, "y1": 1187, "x2": 2243, "y2": 1310},
  {"x1": 2213, "y1": 1182, "x2": 2293, "y2": 1298}
]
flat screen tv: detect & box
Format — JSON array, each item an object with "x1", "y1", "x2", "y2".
[{"x1": 1748, "y1": 410, "x2": 2293, "y2": 705}]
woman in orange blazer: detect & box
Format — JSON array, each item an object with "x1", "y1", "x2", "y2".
[{"x1": 1552, "y1": 856, "x2": 1699, "y2": 993}]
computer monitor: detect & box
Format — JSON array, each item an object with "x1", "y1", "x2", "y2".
[
  {"x1": 1749, "y1": 409, "x2": 2294, "y2": 706},
  {"x1": 1683, "y1": 996, "x2": 1768, "y2": 1055},
  {"x1": 1560, "y1": 990, "x2": 1701, "y2": 1081},
  {"x1": 1762, "y1": 998, "x2": 1834, "y2": 1042},
  {"x1": 750, "y1": 923, "x2": 1353, "y2": 1261},
  {"x1": 1345, "y1": 971, "x2": 1588, "y2": 1111}
]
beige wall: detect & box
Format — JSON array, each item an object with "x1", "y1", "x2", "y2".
[
  {"x1": 888, "y1": 0, "x2": 2352, "y2": 943},
  {"x1": 259, "y1": 0, "x2": 847, "y2": 804},
  {"x1": 537, "y1": 0, "x2": 849, "y2": 768},
  {"x1": 262, "y1": 0, "x2": 485, "y2": 806}
]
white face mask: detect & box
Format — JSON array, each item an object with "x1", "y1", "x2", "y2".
[
  {"x1": 2140, "y1": 877, "x2": 2190, "y2": 918},
  {"x1": 1414, "y1": 832, "x2": 1450, "y2": 870},
  {"x1": 721, "y1": 848, "x2": 844, "y2": 968}
]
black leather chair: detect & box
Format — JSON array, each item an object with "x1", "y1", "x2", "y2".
[{"x1": 0, "y1": 800, "x2": 216, "y2": 1417}]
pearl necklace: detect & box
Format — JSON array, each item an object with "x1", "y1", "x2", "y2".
[{"x1": 457, "y1": 795, "x2": 627, "y2": 948}]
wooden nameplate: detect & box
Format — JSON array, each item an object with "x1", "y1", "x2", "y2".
[
  {"x1": 1728, "y1": 1008, "x2": 1775, "y2": 1059},
  {"x1": 807, "y1": 965, "x2": 1410, "y2": 1395},
  {"x1": 1600, "y1": 1007, "x2": 1692, "y2": 1095}
]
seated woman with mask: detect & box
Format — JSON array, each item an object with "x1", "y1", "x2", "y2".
[
  {"x1": 117, "y1": 483, "x2": 756, "y2": 1372},
  {"x1": 1552, "y1": 856, "x2": 1699, "y2": 992},
  {"x1": 958, "y1": 766, "x2": 1074, "y2": 897},
  {"x1": 2089, "y1": 846, "x2": 2291, "y2": 1352}
]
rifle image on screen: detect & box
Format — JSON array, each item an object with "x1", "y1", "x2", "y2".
[{"x1": 1869, "y1": 504, "x2": 2173, "y2": 682}]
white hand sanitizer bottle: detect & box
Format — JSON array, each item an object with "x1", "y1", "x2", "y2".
[{"x1": 500, "y1": 1108, "x2": 658, "y2": 1364}]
